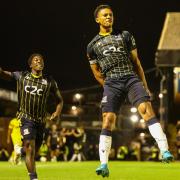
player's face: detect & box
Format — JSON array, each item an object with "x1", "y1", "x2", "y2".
[
  {"x1": 96, "y1": 8, "x2": 113, "y2": 28},
  {"x1": 30, "y1": 55, "x2": 44, "y2": 71}
]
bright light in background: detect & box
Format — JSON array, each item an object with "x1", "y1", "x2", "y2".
[
  {"x1": 70, "y1": 105, "x2": 83, "y2": 116},
  {"x1": 73, "y1": 93, "x2": 84, "y2": 103},
  {"x1": 130, "y1": 107, "x2": 137, "y2": 113},
  {"x1": 130, "y1": 115, "x2": 139, "y2": 123},
  {"x1": 159, "y1": 93, "x2": 163, "y2": 98},
  {"x1": 140, "y1": 133, "x2": 145, "y2": 137},
  {"x1": 140, "y1": 119, "x2": 145, "y2": 123},
  {"x1": 139, "y1": 119, "x2": 146, "y2": 129},
  {"x1": 71, "y1": 106, "x2": 77, "y2": 110},
  {"x1": 71, "y1": 106, "x2": 78, "y2": 115},
  {"x1": 74, "y1": 93, "x2": 82, "y2": 100}
]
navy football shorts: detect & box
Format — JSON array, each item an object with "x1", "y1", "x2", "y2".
[
  {"x1": 20, "y1": 117, "x2": 45, "y2": 148},
  {"x1": 101, "y1": 74, "x2": 150, "y2": 113}
]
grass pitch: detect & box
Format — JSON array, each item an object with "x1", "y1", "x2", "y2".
[{"x1": 0, "y1": 161, "x2": 179, "y2": 180}]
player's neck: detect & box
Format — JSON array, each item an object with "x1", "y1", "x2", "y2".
[
  {"x1": 31, "y1": 70, "x2": 42, "y2": 78},
  {"x1": 99, "y1": 26, "x2": 112, "y2": 36}
]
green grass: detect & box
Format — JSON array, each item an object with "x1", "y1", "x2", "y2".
[{"x1": 0, "y1": 161, "x2": 180, "y2": 180}]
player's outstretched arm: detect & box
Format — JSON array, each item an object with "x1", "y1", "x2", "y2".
[{"x1": 0, "y1": 67, "x2": 13, "y2": 80}]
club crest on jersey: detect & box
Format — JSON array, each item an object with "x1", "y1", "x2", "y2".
[
  {"x1": 97, "y1": 42, "x2": 102, "y2": 46},
  {"x1": 23, "y1": 128, "x2": 30, "y2": 135},
  {"x1": 25, "y1": 75, "x2": 30, "y2": 80},
  {"x1": 42, "y1": 79, "x2": 47, "y2": 85},
  {"x1": 114, "y1": 35, "x2": 122, "y2": 40}
]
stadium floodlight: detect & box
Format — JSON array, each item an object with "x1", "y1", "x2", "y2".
[
  {"x1": 71, "y1": 106, "x2": 77, "y2": 110},
  {"x1": 130, "y1": 115, "x2": 139, "y2": 123},
  {"x1": 71, "y1": 105, "x2": 78, "y2": 115},
  {"x1": 159, "y1": 93, "x2": 163, "y2": 98},
  {"x1": 73, "y1": 93, "x2": 84, "y2": 102},
  {"x1": 74, "y1": 93, "x2": 82, "y2": 100},
  {"x1": 130, "y1": 107, "x2": 137, "y2": 113},
  {"x1": 140, "y1": 119, "x2": 145, "y2": 123},
  {"x1": 140, "y1": 133, "x2": 145, "y2": 137}
]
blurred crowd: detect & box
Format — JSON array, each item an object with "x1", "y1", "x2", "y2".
[
  {"x1": 2, "y1": 119, "x2": 180, "y2": 162},
  {"x1": 36, "y1": 124, "x2": 87, "y2": 162}
]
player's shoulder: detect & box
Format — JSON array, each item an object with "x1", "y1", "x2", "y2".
[
  {"x1": 112, "y1": 29, "x2": 131, "y2": 37},
  {"x1": 43, "y1": 73, "x2": 53, "y2": 81},
  {"x1": 115, "y1": 29, "x2": 134, "y2": 44},
  {"x1": 112, "y1": 29, "x2": 122, "y2": 35},
  {"x1": 21, "y1": 70, "x2": 29, "y2": 75},
  {"x1": 10, "y1": 118, "x2": 18, "y2": 125},
  {"x1": 87, "y1": 34, "x2": 101, "y2": 49},
  {"x1": 43, "y1": 74, "x2": 56, "y2": 84},
  {"x1": 20, "y1": 71, "x2": 30, "y2": 77},
  {"x1": 121, "y1": 30, "x2": 134, "y2": 39}
]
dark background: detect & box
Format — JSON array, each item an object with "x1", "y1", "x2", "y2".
[{"x1": 1, "y1": 0, "x2": 180, "y2": 91}]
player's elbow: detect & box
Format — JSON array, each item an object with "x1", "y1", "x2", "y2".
[{"x1": 94, "y1": 71, "x2": 103, "y2": 80}]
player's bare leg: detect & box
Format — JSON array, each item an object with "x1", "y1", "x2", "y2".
[{"x1": 24, "y1": 140, "x2": 38, "y2": 180}]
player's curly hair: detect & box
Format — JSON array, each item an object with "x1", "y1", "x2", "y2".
[
  {"x1": 94, "y1": 4, "x2": 112, "y2": 20},
  {"x1": 28, "y1": 53, "x2": 44, "y2": 66}
]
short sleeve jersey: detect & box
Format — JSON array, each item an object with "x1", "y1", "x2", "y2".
[
  {"x1": 12, "y1": 71, "x2": 62, "y2": 123},
  {"x1": 87, "y1": 30, "x2": 137, "y2": 79}
]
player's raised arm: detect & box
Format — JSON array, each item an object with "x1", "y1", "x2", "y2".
[{"x1": 0, "y1": 67, "x2": 13, "y2": 80}]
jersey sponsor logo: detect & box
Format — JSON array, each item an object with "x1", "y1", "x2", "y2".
[
  {"x1": 23, "y1": 128, "x2": 30, "y2": 135},
  {"x1": 103, "y1": 46, "x2": 123, "y2": 56},
  {"x1": 101, "y1": 96, "x2": 108, "y2": 103},
  {"x1": 25, "y1": 85, "x2": 43, "y2": 96}
]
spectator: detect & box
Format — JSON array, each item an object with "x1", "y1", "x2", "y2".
[
  {"x1": 38, "y1": 140, "x2": 49, "y2": 162},
  {"x1": 47, "y1": 124, "x2": 60, "y2": 161},
  {"x1": 116, "y1": 145, "x2": 128, "y2": 160},
  {"x1": 0, "y1": 147, "x2": 9, "y2": 161},
  {"x1": 70, "y1": 142, "x2": 83, "y2": 162}
]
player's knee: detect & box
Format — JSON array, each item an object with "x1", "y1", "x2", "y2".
[
  {"x1": 102, "y1": 112, "x2": 116, "y2": 130},
  {"x1": 138, "y1": 102, "x2": 147, "y2": 115},
  {"x1": 24, "y1": 140, "x2": 35, "y2": 153},
  {"x1": 24, "y1": 140, "x2": 31, "y2": 149},
  {"x1": 137, "y1": 102, "x2": 155, "y2": 120}
]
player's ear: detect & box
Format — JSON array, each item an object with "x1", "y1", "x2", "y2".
[
  {"x1": 95, "y1": 17, "x2": 100, "y2": 24},
  {"x1": 29, "y1": 62, "x2": 33, "y2": 69}
]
